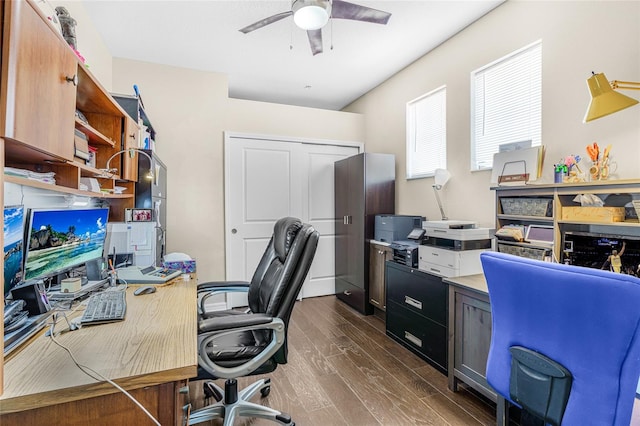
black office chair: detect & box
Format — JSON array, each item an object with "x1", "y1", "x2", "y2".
[{"x1": 189, "y1": 217, "x2": 319, "y2": 426}]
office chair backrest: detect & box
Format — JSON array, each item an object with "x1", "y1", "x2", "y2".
[
  {"x1": 247, "y1": 217, "x2": 319, "y2": 362},
  {"x1": 481, "y1": 252, "x2": 640, "y2": 425}
]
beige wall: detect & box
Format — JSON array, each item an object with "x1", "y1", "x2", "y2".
[
  {"x1": 112, "y1": 59, "x2": 364, "y2": 282},
  {"x1": 344, "y1": 0, "x2": 640, "y2": 228}
]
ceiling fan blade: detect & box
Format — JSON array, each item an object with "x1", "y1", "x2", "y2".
[
  {"x1": 330, "y1": 0, "x2": 391, "y2": 24},
  {"x1": 239, "y1": 11, "x2": 293, "y2": 34},
  {"x1": 307, "y1": 29, "x2": 323, "y2": 56}
]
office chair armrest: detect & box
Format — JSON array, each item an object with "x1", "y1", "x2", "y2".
[
  {"x1": 198, "y1": 281, "x2": 250, "y2": 314},
  {"x1": 198, "y1": 313, "x2": 272, "y2": 333},
  {"x1": 198, "y1": 317, "x2": 286, "y2": 380},
  {"x1": 197, "y1": 281, "x2": 250, "y2": 292}
]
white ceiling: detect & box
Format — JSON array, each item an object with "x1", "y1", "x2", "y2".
[{"x1": 83, "y1": 0, "x2": 504, "y2": 110}]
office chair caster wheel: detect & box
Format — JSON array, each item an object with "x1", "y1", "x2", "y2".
[
  {"x1": 260, "y1": 385, "x2": 271, "y2": 397},
  {"x1": 203, "y1": 381, "x2": 223, "y2": 402}
]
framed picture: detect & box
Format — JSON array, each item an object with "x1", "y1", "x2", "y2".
[{"x1": 127, "y1": 208, "x2": 153, "y2": 222}]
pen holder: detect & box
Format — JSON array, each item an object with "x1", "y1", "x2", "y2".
[{"x1": 554, "y1": 170, "x2": 566, "y2": 184}]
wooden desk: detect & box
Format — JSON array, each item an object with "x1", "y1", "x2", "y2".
[
  {"x1": 444, "y1": 274, "x2": 507, "y2": 424},
  {"x1": 0, "y1": 278, "x2": 197, "y2": 425}
]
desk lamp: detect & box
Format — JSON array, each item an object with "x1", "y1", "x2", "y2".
[
  {"x1": 584, "y1": 72, "x2": 640, "y2": 122},
  {"x1": 432, "y1": 168, "x2": 451, "y2": 221},
  {"x1": 103, "y1": 148, "x2": 154, "y2": 180}
]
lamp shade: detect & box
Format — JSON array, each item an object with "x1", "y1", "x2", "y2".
[
  {"x1": 292, "y1": 0, "x2": 331, "y2": 30},
  {"x1": 584, "y1": 73, "x2": 639, "y2": 122},
  {"x1": 434, "y1": 168, "x2": 451, "y2": 189}
]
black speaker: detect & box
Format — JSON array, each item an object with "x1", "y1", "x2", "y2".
[
  {"x1": 86, "y1": 258, "x2": 106, "y2": 281},
  {"x1": 11, "y1": 282, "x2": 51, "y2": 315}
]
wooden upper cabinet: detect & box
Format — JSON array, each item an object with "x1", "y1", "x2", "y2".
[
  {"x1": 1, "y1": 0, "x2": 77, "y2": 161},
  {"x1": 122, "y1": 117, "x2": 139, "y2": 181}
]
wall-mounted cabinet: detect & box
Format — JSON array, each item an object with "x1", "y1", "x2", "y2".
[
  {"x1": 1, "y1": 0, "x2": 77, "y2": 161},
  {"x1": 1, "y1": 0, "x2": 136, "y2": 220}
]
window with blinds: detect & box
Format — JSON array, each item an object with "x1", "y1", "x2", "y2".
[
  {"x1": 406, "y1": 85, "x2": 446, "y2": 179},
  {"x1": 471, "y1": 41, "x2": 542, "y2": 171}
]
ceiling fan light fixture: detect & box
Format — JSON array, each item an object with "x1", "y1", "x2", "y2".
[{"x1": 292, "y1": 0, "x2": 331, "y2": 30}]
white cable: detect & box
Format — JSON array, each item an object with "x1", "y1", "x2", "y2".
[{"x1": 48, "y1": 315, "x2": 161, "y2": 425}]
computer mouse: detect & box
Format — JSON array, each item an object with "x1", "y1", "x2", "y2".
[{"x1": 133, "y1": 286, "x2": 157, "y2": 296}]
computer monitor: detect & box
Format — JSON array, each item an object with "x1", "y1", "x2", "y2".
[
  {"x1": 4, "y1": 205, "x2": 25, "y2": 297},
  {"x1": 23, "y1": 208, "x2": 109, "y2": 282}
]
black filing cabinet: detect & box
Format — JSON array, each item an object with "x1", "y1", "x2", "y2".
[{"x1": 385, "y1": 261, "x2": 448, "y2": 374}]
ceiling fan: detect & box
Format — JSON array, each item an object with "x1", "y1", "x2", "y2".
[{"x1": 239, "y1": 0, "x2": 392, "y2": 56}]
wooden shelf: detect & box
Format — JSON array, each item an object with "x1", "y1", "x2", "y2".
[
  {"x1": 495, "y1": 240, "x2": 554, "y2": 250},
  {"x1": 4, "y1": 175, "x2": 133, "y2": 199},
  {"x1": 70, "y1": 160, "x2": 116, "y2": 179},
  {"x1": 557, "y1": 220, "x2": 640, "y2": 227},
  {"x1": 495, "y1": 180, "x2": 640, "y2": 262},
  {"x1": 497, "y1": 214, "x2": 553, "y2": 222},
  {"x1": 75, "y1": 118, "x2": 116, "y2": 148}
]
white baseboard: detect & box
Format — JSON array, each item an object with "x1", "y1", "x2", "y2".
[{"x1": 204, "y1": 300, "x2": 228, "y2": 312}]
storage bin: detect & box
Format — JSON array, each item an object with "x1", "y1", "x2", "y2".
[
  {"x1": 561, "y1": 207, "x2": 625, "y2": 223},
  {"x1": 498, "y1": 243, "x2": 549, "y2": 261},
  {"x1": 500, "y1": 198, "x2": 552, "y2": 217}
]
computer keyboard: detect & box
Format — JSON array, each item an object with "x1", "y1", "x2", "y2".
[{"x1": 80, "y1": 291, "x2": 127, "y2": 325}]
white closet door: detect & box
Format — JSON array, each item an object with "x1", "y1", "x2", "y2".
[
  {"x1": 225, "y1": 133, "x2": 359, "y2": 307},
  {"x1": 299, "y1": 143, "x2": 358, "y2": 298}
]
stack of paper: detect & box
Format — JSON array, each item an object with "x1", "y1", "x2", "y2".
[{"x1": 5, "y1": 167, "x2": 56, "y2": 184}]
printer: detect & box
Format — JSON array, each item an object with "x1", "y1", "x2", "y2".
[
  {"x1": 389, "y1": 228, "x2": 425, "y2": 268},
  {"x1": 374, "y1": 215, "x2": 424, "y2": 243},
  {"x1": 419, "y1": 221, "x2": 493, "y2": 278}
]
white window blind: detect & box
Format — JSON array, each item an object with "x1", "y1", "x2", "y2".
[
  {"x1": 471, "y1": 41, "x2": 542, "y2": 170},
  {"x1": 406, "y1": 85, "x2": 446, "y2": 179}
]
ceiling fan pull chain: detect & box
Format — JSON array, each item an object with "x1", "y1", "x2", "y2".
[
  {"x1": 290, "y1": 20, "x2": 294, "y2": 50},
  {"x1": 330, "y1": 18, "x2": 334, "y2": 50}
]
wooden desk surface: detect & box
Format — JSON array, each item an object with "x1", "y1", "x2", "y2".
[
  {"x1": 0, "y1": 278, "x2": 198, "y2": 414},
  {"x1": 443, "y1": 273, "x2": 488, "y2": 295}
]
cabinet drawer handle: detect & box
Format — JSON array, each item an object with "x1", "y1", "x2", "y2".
[
  {"x1": 370, "y1": 299, "x2": 380, "y2": 306},
  {"x1": 343, "y1": 290, "x2": 352, "y2": 296},
  {"x1": 430, "y1": 267, "x2": 441, "y2": 273},
  {"x1": 404, "y1": 296, "x2": 422, "y2": 310},
  {"x1": 431, "y1": 252, "x2": 439, "y2": 256},
  {"x1": 404, "y1": 331, "x2": 422, "y2": 348}
]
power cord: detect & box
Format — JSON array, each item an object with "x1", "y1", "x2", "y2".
[{"x1": 47, "y1": 313, "x2": 160, "y2": 425}]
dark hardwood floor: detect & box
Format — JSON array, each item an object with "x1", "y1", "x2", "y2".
[{"x1": 188, "y1": 295, "x2": 497, "y2": 425}]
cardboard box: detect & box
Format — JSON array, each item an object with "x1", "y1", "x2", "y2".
[
  {"x1": 561, "y1": 206, "x2": 625, "y2": 223},
  {"x1": 74, "y1": 129, "x2": 90, "y2": 162}
]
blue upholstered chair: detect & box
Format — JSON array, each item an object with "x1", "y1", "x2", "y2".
[{"x1": 480, "y1": 252, "x2": 640, "y2": 426}]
